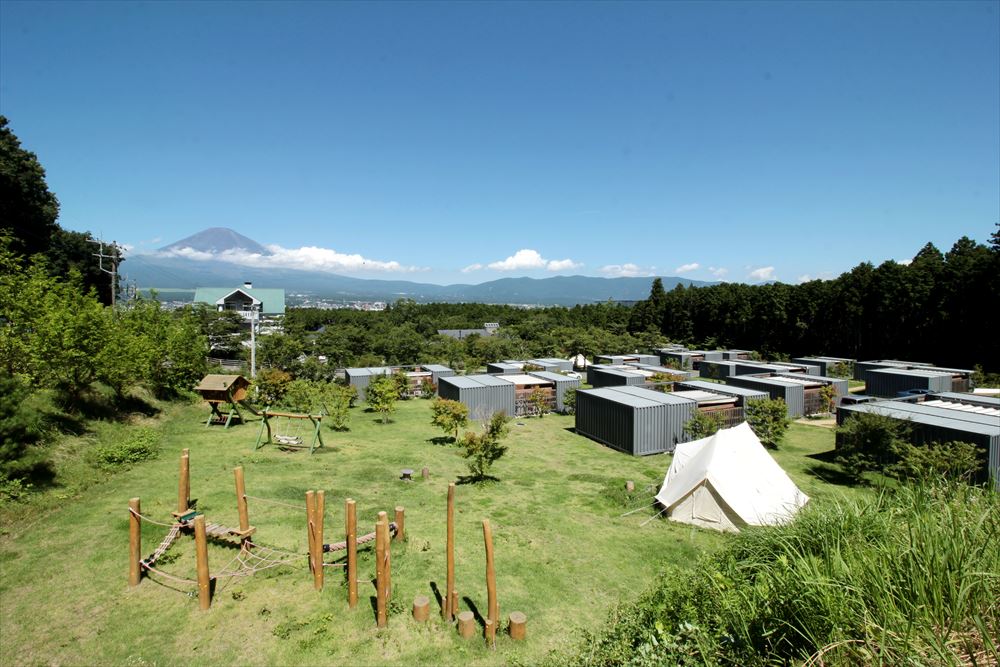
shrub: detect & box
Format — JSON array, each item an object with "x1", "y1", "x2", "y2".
[
  {"x1": 890, "y1": 440, "x2": 982, "y2": 483},
  {"x1": 253, "y1": 368, "x2": 292, "y2": 407},
  {"x1": 528, "y1": 387, "x2": 549, "y2": 417},
  {"x1": 0, "y1": 371, "x2": 44, "y2": 474},
  {"x1": 745, "y1": 398, "x2": 789, "y2": 448},
  {"x1": 92, "y1": 428, "x2": 160, "y2": 470},
  {"x1": 683, "y1": 411, "x2": 723, "y2": 440},
  {"x1": 366, "y1": 375, "x2": 399, "y2": 424},
  {"x1": 836, "y1": 410, "x2": 911, "y2": 482},
  {"x1": 562, "y1": 387, "x2": 577, "y2": 414}
]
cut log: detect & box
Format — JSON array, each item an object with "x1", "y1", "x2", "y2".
[
  {"x1": 508, "y1": 611, "x2": 527, "y2": 640},
  {"x1": 457, "y1": 611, "x2": 476, "y2": 638},
  {"x1": 412, "y1": 595, "x2": 430, "y2": 622}
]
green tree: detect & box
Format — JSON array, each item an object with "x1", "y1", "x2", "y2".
[
  {"x1": 684, "y1": 411, "x2": 724, "y2": 440},
  {"x1": 528, "y1": 387, "x2": 549, "y2": 417},
  {"x1": 460, "y1": 411, "x2": 511, "y2": 481},
  {"x1": 317, "y1": 383, "x2": 353, "y2": 431},
  {"x1": 745, "y1": 398, "x2": 789, "y2": 449},
  {"x1": 0, "y1": 371, "x2": 43, "y2": 477},
  {"x1": 431, "y1": 398, "x2": 469, "y2": 441},
  {"x1": 366, "y1": 375, "x2": 399, "y2": 424},
  {"x1": 817, "y1": 384, "x2": 837, "y2": 414},
  {"x1": 889, "y1": 440, "x2": 981, "y2": 483},
  {"x1": 0, "y1": 116, "x2": 60, "y2": 259}
]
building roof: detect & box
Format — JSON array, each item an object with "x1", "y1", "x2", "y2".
[
  {"x1": 672, "y1": 390, "x2": 737, "y2": 405},
  {"x1": 840, "y1": 401, "x2": 1000, "y2": 436},
  {"x1": 503, "y1": 374, "x2": 552, "y2": 386},
  {"x1": 422, "y1": 364, "x2": 453, "y2": 373},
  {"x1": 193, "y1": 286, "x2": 286, "y2": 314},
  {"x1": 529, "y1": 371, "x2": 579, "y2": 384},
  {"x1": 579, "y1": 387, "x2": 673, "y2": 408},
  {"x1": 607, "y1": 385, "x2": 694, "y2": 405},
  {"x1": 866, "y1": 368, "x2": 954, "y2": 379},
  {"x1": 931, "y1": 392, "x2": 1000, "y2": 408},
  {"x1": 920, "y1": 400, "x2": 1000, "y2": 418},
  {"x1": 675, "y1": 380, "x2": 769, "y2": 399}
]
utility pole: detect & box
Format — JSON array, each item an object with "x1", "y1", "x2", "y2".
[
  {"x1": 89, "y1": 237, "x2": 122, "y2": 307},
  {"x1": 250, "y1": 304, "x2": 259, "y2": 379}
]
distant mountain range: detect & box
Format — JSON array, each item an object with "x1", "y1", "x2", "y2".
[{"x1": 126, "y1": 228, "x2": 717, "y2": 306}]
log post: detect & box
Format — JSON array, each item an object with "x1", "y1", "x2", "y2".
[
  {"x1": 625, "y1": 480, "x2": 635, "y2": 492},
  {"x1": 421, "y1": 466, "x2": 429, "y2": 480},
  {"x1": 451, "y1": 589, "x2": 459, "y2": 616},
  {"x1": 128, "y1": 497, "x2": 141, "y2": 587},
  {"x1": 457, "y1": 610, "x2": 476, "y2": 638},
  {"x1": 346, "y1": 498, "x2": 357, "y2": 609},
  {"x1": 177, "y1": 452, "x2": 190, "y2": 514},
  {"x1": 305, "y1": 490, "x2": 316, "y2": 581},
  {"x1": 508, "y1": 611, "x2": 527, "y2": 640},
  {"x1": 444, "y1": 482, "x2": 456, "y2": 621},
  {"x1": 412, "y1": 595, "x2": 430, "y2": 622},
  {"x1": 378, "y1": 511, "x2": 392, "y2": 601},
  {"x1": 375, "y1": 512, "x2": 388, "y2": 627},
  {"x1": 394, "y1": 506, "x2": 405, "y2": 542},
  {"x1": 193, "y1": 515, "x2": 211, "y2": 610},
  {"x1": 313, "y1": 490, "x2": 325, "y2": 591},
  {"x1": 234, "y1": 466, "x2": 250, "y2": 544},
  {"x1": 483, "y1": 519, "x2": 498, "y2": 647}
]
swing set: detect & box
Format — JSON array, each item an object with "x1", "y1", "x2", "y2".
[{"x1": 255, "y1": 409, "x2": 325, "y2": 453}]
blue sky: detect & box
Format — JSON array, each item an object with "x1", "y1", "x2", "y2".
[{"x1": 2, "y1": 0, "x2": 997, "y2": 285}]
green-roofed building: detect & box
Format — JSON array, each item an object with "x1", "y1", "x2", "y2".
[{"x1": 193, "y1": 281, "x2": 286, "y2": 318}]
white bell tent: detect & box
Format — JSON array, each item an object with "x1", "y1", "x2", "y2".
[{"x1": 654, "y1": 422, "x2": 809, "y2": 532}]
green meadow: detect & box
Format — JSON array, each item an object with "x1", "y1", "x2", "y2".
[{"x1": 0, "y1": 398, "x2": 856, "y2": 666}]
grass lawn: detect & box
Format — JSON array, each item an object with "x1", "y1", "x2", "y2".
[{"x1": 0, "y1": 398, "x2": 861, "y2": 666}]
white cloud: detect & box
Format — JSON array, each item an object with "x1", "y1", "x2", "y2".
[
  {"x1": 599, "y1": 263, "x2": 657, "y2": 278},
  {"x1": 158, "y1": 244, "x2": 424, "y2": 273},
  {"x1": 797, "y1": 274, "x2": 813, "y2": 283},
  {"x1": 486, "y1": 249, "x2": 581, "y2": 272},
  {"x1": 709, "y1": 266, "x2": 729, "y2": 279},
  {"x1": 546, "y1": 258, "x2": 583, "y2": 272},
  {"x1": 897, "y1": 259, "x2": 913, "y2": 266},
  {"x1": 461, "y1": 263, "x2": 484, "y2": 273},
  {"x1": 675, "y1": 262, "x2": 700, "y2": 274},
  {"x1": 748, "y1": 266, "x2": 776, "y2": 282}
]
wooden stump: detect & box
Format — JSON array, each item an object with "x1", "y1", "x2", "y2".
[
  {"x1": 625, "y1": 480, "x2": 635, "y2": 492},
  {"x1": 457, "y1": 611, "x2": 476, "y2": 638},
  {"x1": 394, "y1": 506, "x2": 405, "y2": 542},
  {"x1": 412, "y1": 595, "x2": 430, "y2": 622},
  {"x1": 421, "y1": 466, "x2": 429, "y2": 480},
  {"x1": 508, "y1": 611, "x2": 527, "y2": 640}
]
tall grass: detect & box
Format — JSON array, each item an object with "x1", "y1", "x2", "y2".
[{"x1": 568, "y1": 482, "x2": 1000, "y2": 666}]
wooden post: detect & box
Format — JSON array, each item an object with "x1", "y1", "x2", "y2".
[
  {"x1": 508, "y1": 611, "x2": 527, "y2": 640},
  {"x1": 412, "y1": 595, "x2": 430, "y2": 622},
  {"x1": 193, "y1": 515, "x2": 211, "y2": 610},
  {"x1": 444, "y1": 482, "x2": 456, "y2": 621},
  {"x1": 483, "y1": 519, "x2": 498, "y2": 647},
  {"x1": 128, "y1": 498, "x2": 141, "y2": 587},
  {"x1": 394, "y1": 506, "x2": 405, "y2": 542},
  {"x1": 625, "y1": 480, "x2": 635, "y2": 492},
  {"x1": 451, "y1": 589, "x2": 459, "y2": 616},
  {"x1": 182, "y1": 449, "x2": 190, "y2": 509},
  {"x1": 234, "y1": 466, "x2": 250, "y2": 543},
  {"x1": 421, "y1": 466, "x2": 429, "y2": 480},
  {"x1": 457, "y1": 611, "x2": 476, "y2": 638},
  {"x1": 177, "y1": 452, "x2": 190, "y2": 514},
  {"x1": 378, "y1": 511, "x2": 392, "y2": 601},
  {"x1": 346, "y1": 498, "x2": 358, "y2": 609},
  {"x1": 375, "y1": 512, "x2": 388, "y2": 627},
  {"x1": 305, "y1": 491, "x2": 316, "y2": 581},
  {"x1": 313, "y1": 490, "x2": 325, "y2": 591}
]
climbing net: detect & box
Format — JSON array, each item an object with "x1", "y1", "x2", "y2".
[{"x1": 128, "y1": 508, "x2": 305, "y2": 590}]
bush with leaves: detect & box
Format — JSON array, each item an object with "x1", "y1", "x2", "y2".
[
  {"x1": 528, "y1": 387, "x2": 549, "y2": 417},
  {"x1": 835, "y1": 411, "x2": 911, "y2": 482},
  {"x1": 818, "y1": 384, "x2": 838, "y2": 414},
  {"x1": 460, "y1": 411, "x2": 511, "y2": 481},
  {"x1": 889, "y1": 440, "x2": 982, "y2": 483},
  {"x1": 431, "y1": 398, "x2": 468, "y2": 441},
  {"x1": 684, "y1": 411, "x2": 724, "y2": 440},
  {"x1": 0, "y1": 371, "x2": 44, "y2": 476},
  {"x1": 253, "y1": 368, "x2": 292, "y2": 407},
  {"x1": 562, "y1": 387, "x2": 577, "y2": 414},
  {"x1": 420, "y1": 377, "x2": 436, "y2": 398},
  {"x1": 745, "y1": 398, "x2": 789, "y2": 449},
  {"x1": 317, "y1": 383, "x2": 354, "y2": 430}
]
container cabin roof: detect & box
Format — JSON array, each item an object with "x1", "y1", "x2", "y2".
[{"x1": 840, "y1": 401, "x2": 1000, "y2": 436}]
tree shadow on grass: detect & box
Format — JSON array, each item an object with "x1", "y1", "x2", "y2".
[
  {"x1": 430, "y1": 581, "x2": 443, "y2": 614},
  {"x1": 456, "y1": 475, "x2": 499, "y2": 486},
  {"x1": 804, "y1": 462, "x2": 864, "y2": 487},
  {"x1": 462, "y1": 596, "x2": 486, "y2": 628},
  {"x1": 427, "y1": 436, "x2": 454, "y2": 446}
]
